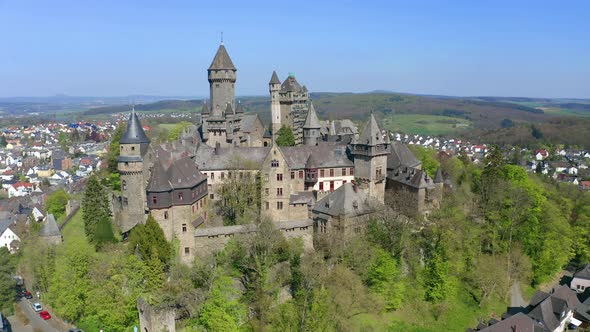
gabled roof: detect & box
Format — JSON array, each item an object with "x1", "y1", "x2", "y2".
[
  {"x1": 388, "y1": 142, "x2": 421, "y2": 170},
  {"x1": 574, "y1": 264, "x2": 590, "y2": 280},
  {"x1": 303, "y1": 103, "x2": 321, "y2": 129},
  {"x1": 208, "y1": 44, "x2": 236, "y2": 71},
  {"x1": 313, "y1": 183, "x2": 377, "y2": 218},
  {"x1": 147, "y1": 156, "x2": 206, "y2": 192},
  {"x1": 476, "y1": 313, "x2": 542, "y2": 332},
  {"x1": 269, "y1": 71, "x2": 280, "y2": 85},
  {"x1": 357, "y1": 113, "x2": 384, "y2": 146},
  {"x1": 120, "y1": 108, "x2": 150, "y2": 144},
  {"x1": 39, "y1": 214, "x2": 61, "y2": 237}
]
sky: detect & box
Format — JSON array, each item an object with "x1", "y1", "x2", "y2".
[{"x1": 1, "y1": 0, "x2": 589, "y2": 98}]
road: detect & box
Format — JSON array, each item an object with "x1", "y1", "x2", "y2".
[
  {"x1": 510, "y1": 282, "x2": 527, "y2": 308},
  {"x1": 8, "y1": 298, "x2": 60, "y2": 332}
]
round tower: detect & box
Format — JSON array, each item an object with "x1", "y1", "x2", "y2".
[
  {"x1": 269, "y1": 70, "x2": 282, "y2": 137},
  {"x1": 208, "y1": 43, "x2": 236, "y2": 116}
]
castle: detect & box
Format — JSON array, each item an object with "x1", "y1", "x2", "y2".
[{"x1": 116, "y1": 43, "x2": 444, "y2": 263}]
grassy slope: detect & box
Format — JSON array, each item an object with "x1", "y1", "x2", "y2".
[{"x1": 381, "y1": 114, "x2": 471, "y2": 136}]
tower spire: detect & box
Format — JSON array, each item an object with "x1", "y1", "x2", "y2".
[{"x1": 220, "y1": 31, "x2": 224, "y2": 45}]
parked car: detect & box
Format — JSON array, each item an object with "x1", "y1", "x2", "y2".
[
  {"x1": 39, "y1": 310, "x2": 51, "y2": 320},
  {"x1": 24, "y1": 291, "x2": 33, "y2": 299},
  {"x1": 31, "y1": 303, "x2": 42, "y2": 312}
]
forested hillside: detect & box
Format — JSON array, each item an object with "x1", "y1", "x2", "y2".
[{"x1": 16, "y1": 148, "x2": 590, "y2": 331}]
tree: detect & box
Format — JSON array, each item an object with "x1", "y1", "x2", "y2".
[
  {"x1": 0, "y1": 135, "x2": 6, "y2": 148},
  {"x1": 93, "y1": 215, "x2": 116, "y2": 250},
  {"x1": 168, "y1": 121, "x2": 192, "y2": 141},
  {"x1": 0, "y1": 247, "x2": 16, "y2": 313},
  {"x1": 275, "y1": 125, "x2": 295, "y2": 147},
  {"x1": 107, "y1": 123, "x2": 125, "y2": 173},
  {"x1": 500, "y1": 118, "x2": 514, "y2": 128},
  {"x1": 46, "y1": 189, "x2": 69, "y2": 217},
  {"x1": 81, "y1": 176, "x2": 112, "y2": 246},
  {"x1": 409, "y1": 145, "x2": 439, "y2": 177},
  {"x1": 366, "y1": 247, "x2": 405, "y2": 310},
  {"x1": 423, "y1": 235, "x2": 449, "y2": 303},
  {"x1": 127, "y1": 214, "x2": 172, "y2": 266},
  {"x1": 531, "y1": 125, "x2": 544, "y2": 139},
  {"x1": 216, "y1": 158, "x2": 262, "y2": 226},
  {"x1": 198, "y1": 275, "x2": 247, "y2": 331}
]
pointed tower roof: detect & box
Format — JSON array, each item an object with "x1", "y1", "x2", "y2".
[
  {"x1": 269, "y1": 71, "x2": 281, "y2": 85},
  {"x1": 39, "y1": 214, "x2": 61, "y2": 237},
  {"x1": 120, "y1": 107, "x2": 150, "y2": 144},
  {"x1": 434, "y1": 167, "x2": 444, "y2": 183},
  {"x1": 303, "y1": 103, "x2": 321, "y2": 129},
  {"x1": 201, "y1": 103, "x2": 209, "y2": 114},
  {"x1": 208, "y1": 44, "x2": 236, "y2": 71},
  {"x1": 225, "y1": 103, "x2": 234, "y2": 115},
  {"x1": 236, "y1": 102, "x2": 244, "y2": 113},
  {"x1": 358, "y1": 113, "x2": 383, "y2": 146},
  {"x1": 305, "y1": 152, "x2": 320, "y2": 169}
]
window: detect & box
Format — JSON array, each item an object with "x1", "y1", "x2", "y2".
[
  {"x1": 320, "y1": 169, "x2": 325, "y2": 177},
  {"x1": 131, "y1": 146, "x2": 135, "y2": 151},
  {"x1": 376, "y1": 167, "x2": 383, "y2": 178},
  {"x1": 277, "y1": 188, "x2": 283, "y2": 196},
  {"x1": 209, "y1": 193, "x2": 214, "y2": 199},
  {"x1": 184, "y1": 247, "x2": 190, "y2": 254},
  {"x1": 123, "y1": 197, "x2": 128, "y2": 206},
  {"x1": 291, "y1": 171, "x2": 295, "y2": 179},
  {"x1": 319, "y1": 182, "x2": 324, "y2": 191},
  {"x1": 221, "y1": 172, "x2": 225, "y2": 179},
  {"x1": 182, "y1": 224, "x2": 187, "y2": 233},
  {"x1": 271, "y1": 159, "x2": 279, "y2": 167},
  {"x1": 342, "y1": 168, "x2": 347, "y2": 176},
  {"x1": 200, "y1": 200, "x2": 203, "y2": 208},
  {"x1": 343, "y1": 180, "x2": 347, "y2": 184},
  {"x1": 178, "y1": 192, "x2": 183, "y2": 201},
  {"x1": 152, "y1": 196, "x2": 157, "y2": 205},
  {"x1": 164, "y1": 211, "x2": 169, "y2": 219},
  {"x1": 277, "y1": 173, "x2": 283, "y2": 181},
  {"x1": 265, "y1": 188, "x2": 269, "y2": 195},
  {"x1": 350, "y1": 168, "x2": 355, "y2": 176},
  {"x1": 210, "y1": 173, "x2": 214, "y2": 180},
  {"x1": 320, "y1": 220, "x2": 327, "y2": 233},
  {"x1": 329, "y1": 169, "x2": 334, "y2": 177},
  {"x1": 330, "y1": 181, "x2": 335, "y2": 191},
  {"x1": 192, "y1": 204, "x2": 196, "y2": 213},
  {"x1": 299, "y1": 170, "x2": 304, "y2": 179},
  {"x1": 265, "y1": 173, "x2": 269, "y2": 181},
  {"x1": 277, "y1": 201, "x2": 283, "y2": 210},
  {"x1": 265, "y1": 201, "x2": 269, "y2": 210},
  {"x1": 122, "y1": 180, "x2": 127, "y2": 190}
]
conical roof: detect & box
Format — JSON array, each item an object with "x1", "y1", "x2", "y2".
[
  {"x1": 236, "y1": 102, "x2": 244, "y2": 113},
  {"x1": 201, "y1": 103, "x2": 209, "y2": 114},
  {"x1": 39, "y1": 214, "x2": 61, "y2": 237},
  {"x1": 120, "y1": 107, "x2": 150, "y2": 144},
  {"x1": 208, "y1": 44, "x2": 236, "y2": 71},
  {"x1": 225, "y1": 103, "x2": 234, "y2": 115},
  {"x1": 434, "y1": 167, "x2": 444, "y2": 183},
  {"x1": 269, "y1": 71, "x2": 280, "y2": 85},
  {"x1": 357, "y1": 113, "x2": 383, "y2": 146},
  {"x1": 303, "y1": 103, "x2": 321, "y2": 129}
]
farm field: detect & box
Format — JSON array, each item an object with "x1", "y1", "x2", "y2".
[{"x1": 381, "y1": 114, "x2": 471, "y2": 136}]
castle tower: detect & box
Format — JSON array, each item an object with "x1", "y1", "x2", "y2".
[
  {"x1": 208, "y1": 43, "x2": 236, "y2": 116},
  {"x1": 350, "y1": 113, "x2": 390, "y2": 202},
  {"x1": 302, "y1": 103, "x2": 321, "y2": 146},
  {"x1": 269, "y1": 71, "x2": 282, "y2": 137},
  {"x1": 118, "y1": 107, "x2": 151, "y2": 233}
]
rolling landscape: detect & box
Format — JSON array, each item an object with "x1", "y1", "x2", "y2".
[{"x1": 2, "y1": 92, "x2": 589, "y2": 147}]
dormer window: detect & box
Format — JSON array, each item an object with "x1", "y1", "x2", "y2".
[
  {"x1": 178, "y1": 192, "x2": 183, "y2": 201},
  {"x1": 152, "y1": 196, "x2": 157, "y2": 205}
]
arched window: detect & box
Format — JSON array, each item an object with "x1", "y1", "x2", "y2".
[
  {"x1": 271, "y1": 159, "x2": 279, "y2": 167},
  {"x1": 122, "y1": 180, "x2": 127, "y2": 190},
  {"x1": 164, "y1": 211, "x2": 169, "y2": 219}
]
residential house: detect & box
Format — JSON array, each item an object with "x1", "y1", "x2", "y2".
[
  {"x1": 0, "y1": 214, "x2": 20, "y2": 253},
  {"x1": 571, "y1": 264, "x2": 590, "y2": 294}
]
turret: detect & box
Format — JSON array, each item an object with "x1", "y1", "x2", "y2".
[
  {"x1": 208, "y1": 43, "x2": 236, "y2": 117},
  {"x1": 269, "y1": 71, "x2": 281, "y2": 137},
  {"x1": 118, "y1": 107, "x2": 150, "y2": 233},
  {"x1": 350, "y1": 113, "x2": 390, "y2": 202},
  {"x1": 302, "y1": 103, "x2": 321, "y2": 146}
]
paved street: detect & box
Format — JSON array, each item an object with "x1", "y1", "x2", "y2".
[
  {"x1": 510, "y1": 282, "x2": 527, "y2": 308},
  {"x1": 6, "y1": 298, "x2": 60, "y2": 332}
]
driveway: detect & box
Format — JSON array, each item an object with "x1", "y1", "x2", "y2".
[{"x1": 510, "y1": 283, "x2": 527, "y2": 308}]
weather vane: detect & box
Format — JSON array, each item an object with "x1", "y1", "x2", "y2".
[{"x1": 220, "y1": 31, "x2": 224, "y2": 45}]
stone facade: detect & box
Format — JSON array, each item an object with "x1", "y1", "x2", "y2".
[
  {"x1": 137, "y1": 297, "x2": 175, "y2": 332},
  {"x1": 269, "y1": 72, "x2": 310, "y2": 145}
]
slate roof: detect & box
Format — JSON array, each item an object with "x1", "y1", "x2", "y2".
[
  {"x1": 434, "y1": 167, "x2": 444, "y2": 183},
  {"x1": 574, "y1": 264, "x2": 590, "y2": 280},
  {"x1": 39, "y1": 214, "x2": 61, "y2": 237},
  {"x1": 202, "y1": 103, "x2": 209, "y2": 114},
  {"x1": 356, "y1": 113, "x2": 386, "y2": 146},
  {"x1": 387, "y1": 168, "x2": 435, "y2": 189},
  {"x1": 476, "y1": 313, "x2": 543, "y2": 332},
  {"x1": 120, "y1": 108, "x2": 150, "y2": 144},
  {"x1": 388, "y1": 141, "x2": 421, "y2": 170},
  {"x1": 269, "y1": 71, "x2": 281, "y2": 85},
  {"x1": 240, "y1": 114, "x2": 261, "y2": 133},
  {"x1": 527, "y1": 285, "x2": 580, "y2": 332},
  {"x1": 0, "y1": 219, "x2": 14, "y2": 235},
  {"x1": 281, "y1": 75, "x2": 304, "y2": 93},
  {"x1": 147, "y1": 156, "x2": 206, "y2": 192},
  {"x1": 303, "y1": 103, "x2": 321, "y2": 129},
  {"x1": 194, "y1": 145, "x2": 270, "y2": 171},
  {"x1": 280, "y1": 145, "x2": 353, "y2": 169},
  {"x1": 312, "y1": 183, "x2": 377, "y2": 218},
  {"x1": 208, "y1": 44, "x2": 236, "y2": 70},
  {"x1": 289, "y1": 191, "x2": 315, "y2": 205}
]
